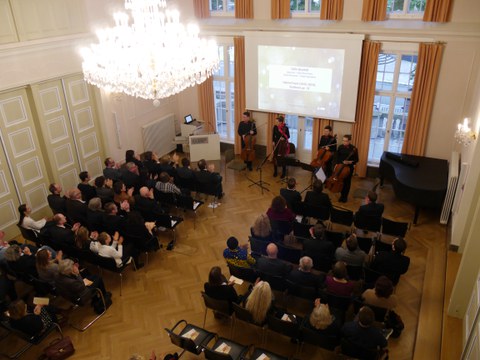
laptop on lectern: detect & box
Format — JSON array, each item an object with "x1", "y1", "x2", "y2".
[{"x1": 184, "y1": 114, "x2": 194, "y2": 124}]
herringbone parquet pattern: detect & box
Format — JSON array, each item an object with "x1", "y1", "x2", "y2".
[{"x1": 5, "y1": 158, "x2": 447, "y2": 359}]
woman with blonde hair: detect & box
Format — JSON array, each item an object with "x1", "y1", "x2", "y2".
[
  {"x1": 250, "y1": 214, "x2": 272, "y2": 241},
  {"x1": 305, "y1": 298, "x2": 341, "y2": 338},
  {"x1": 245, "y1": 280, "x2": 273, "y2": 324}
]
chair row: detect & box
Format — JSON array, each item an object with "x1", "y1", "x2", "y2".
[{"x1": 165, "y1": 319, "x2": 293, "y2": 360}]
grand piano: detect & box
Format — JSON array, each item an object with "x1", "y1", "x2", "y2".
[{"x1": 379, "y1": 152, "x2": 448, "y2": 225}]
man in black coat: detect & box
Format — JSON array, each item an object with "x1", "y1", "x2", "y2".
[
  {"x1": 371, "y1": 238, "x2": 410, "y2": 284},
  {"x1": 280, "y1": 178, "x2": 302, "y2": 211},
  {"x1": 256, "y1": 243, "x2": 291, "y2": 277},
  {"x1": 287, "y1": 256, "x2": 325, "y2": 289},
  {"x1": 133, "y1": 186, "x2": 165, "y2": 222},
  {"x1": 48, "y1": 213, "x2": 80, "y2": 248},
  {"x1": 47, "y1": 183, "x2": 67, "y2": 215},
  {"x1": 302, "y1": 223, "x2": 334, "y2": 272},
  {"x1": 65, "y1": 188, "x2": 88, "y2": 226},
  {"x1": 357, "y1": 191, "x2": 384, "y2": 218}
]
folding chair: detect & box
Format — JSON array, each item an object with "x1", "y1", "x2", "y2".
[{"x1": 164, "y1": 319, "x2": 215, "y2": 357}]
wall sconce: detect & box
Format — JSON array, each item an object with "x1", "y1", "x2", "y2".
[{"x1": 455, "y1": 118, "x2": 477, "y2": 146}]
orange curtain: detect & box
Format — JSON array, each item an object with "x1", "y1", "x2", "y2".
[
  {"x1": 271, "y1": 0, "x2": 291, "y2": 19},
  {"x1": 193, "y1": 0, "x2": 210, "y2": 19},
  {"x1": 423, "y1": 0, "x2": 452, "y2": 22},
  {"x1": 312, "y1": 118, "x2": 334, "y2": 161},
  {"x1": 320, "y1": 0, "x2": 344, "y2": 20},
  {"x1": 351, "y1": 41, "x2": 381, "y2": 178},
  {"x1": 235, "y1": 0, "x2": 254, "y2": 18},
  {"x1": 198, "y1": 77, "x2": 216, "y2": 133},
  {"x1": 401, "y1": 43, "x2": 444, "y2": 156},
  {"x1": 361, "y1": 0, "x2": 387, "y2": 21},
  {"x1": 234, "y1": 36, "x2": 246, "y2": 155},
  {"x1": 266, "y1": 113, "x2": 277, "y2": 161}
]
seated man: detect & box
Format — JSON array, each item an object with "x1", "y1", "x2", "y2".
[
  {"x1": 49, "y1": 213, "x2": 80, "y2": 248},
  {"x1": 95, "y1": 176, "x2": 114, "y2": 204},
  {"x1": 78, "y1": 171, "x2": 97, "y2": 204},
  {"x1": 302, "y1": 223, "x2": 335, "y2": 272},
  {"x1": 335, "y1": 234, "x2": 367, "y2": 267},
  {"x1": 65, "y1": 188, "x2": 88, "y2": 226},
  {"x1": 102, "y1": 202, "x2": 126, "y2": 236},
  {"x1": 155, "y1": 172, "x2": 181, "y2": 195},
  {"x1": 357, "y1": 191, "x2": 384, "y2": 218},
  {"x1": 47, "y1": 183, "x2": 67, "y2": 215},
  {"x1": 341, "y1": 306, "x2": 389, "y2": 357},
  {"x1": 195, "y1": 159, "x2": 224, "y2": 199},
  {"x1": 223, "y1": 237, "x2": 255, "y2": 268},
  {"x1": 122, "y1": 162, "x2": 141, "y2": 194},
  {"x1": 256, "y1": 243, "x2": 291, "y2": 277},
  {"x1": 304, "y1": 179, "x2": 332, "y2": 211},
  {"x1": 371, "y1": 238, "x2": 410, "y2": 283},
  {"x1": 287, "y1": 256, "x2": 325, "y2": 289},
  {"x1": 280, "y1": 178, "x2": 302, "y2": 211},
  {"x1": 133, "y1": 187, "x2": 165, "y2": 222},
  {"x1": 103, "y1": 157, "x2": 123, "y2": 183}
]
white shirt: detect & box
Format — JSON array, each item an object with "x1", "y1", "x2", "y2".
[
  {"x1": 22, "y1": 216, "x2": 46, "y2": 232},
  {"x1": 97, "y1": 241, "x2": 123, "y2": 267}
]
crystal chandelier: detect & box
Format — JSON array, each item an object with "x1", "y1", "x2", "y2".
[
  {"x1": 455, "y1": 118, "x2": 477, "y2": 147},
  {"x1": 81, "y1": 0, "x2": 219, "y2": 101}
]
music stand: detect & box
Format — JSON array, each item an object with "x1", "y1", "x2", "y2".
[
  {"x1": 300, "y1": 164, "x2": 321, "y2": 194},
  {"x1": 247, "y1": 155, "x2": 270, "y2": 194},
  {"x1": 276, "y1": 156, "x2": 300, "y2": 184}
]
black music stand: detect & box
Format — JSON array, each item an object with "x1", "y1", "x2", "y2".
[
  {"x1": 276, "y1": 156, "x2": 300, "y2": 184},
  {"x1": 300, "y1": 164, "x2": 321, "y2": 194},
  {"x1": 247, "y1": 155, "x2": 270, "y2": 194}
]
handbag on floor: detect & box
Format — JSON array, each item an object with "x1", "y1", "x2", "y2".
[{"x1": 41, "y1": 336, "x2": 75, "y2": 360}]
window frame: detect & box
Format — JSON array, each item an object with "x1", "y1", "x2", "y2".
[
  {"x1": 209, "y1": 0, "x2": 235, "y2": 17},
  {"x1": 290, "y1": 0, "x2": 321, "y2": 18},
  {"x1": 387, "y1": 0, "x2": 426, "y2": 19}
]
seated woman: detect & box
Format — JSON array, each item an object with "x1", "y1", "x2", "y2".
[
  {"x1": 17, "y1": 204, "x2": 47, "y2": 233},
  {"x1": 55, "y1": 258, "x2": 109, "y2": 299},
  {"x1": 266, "y1": 196, "x2": 295, "y2": 223},
  {"x1": 75, "y1": 226, "x2": 98, "y2": 251},
  {"x1": 325, "y1": 261, "x2": 355, "y2": 297},
  {"x1": 113, "y1": 181, "x2": 135, "y2": 207},
  {"x1": 245, "y1": 280, "x2": 273, "y2": 325},
  {"x1": 250, "y1": 214, "x2": 273, "y2": 242},
  {"x1": 7, "y1": 299, "x2": 58, "y2": 337},
  {"x1": 223, "y1": 237, "x2": 255, "y2": 268},
  {"x1": 303, "y1": 298, "x2": 341, "y2": 338},
  {"x1": 362, "y1": 276, "x2": 398, "y2": 310},
  {"x1": 204, "y1": 266, "x2": 240, "y2": 305},
  {"x1": 35, "y1": 248, "x2": 62, "y2": 286}
]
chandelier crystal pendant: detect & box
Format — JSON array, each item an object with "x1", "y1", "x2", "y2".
[{"x1": 81, "y1": 0, "x2": 219, "y2": 101}]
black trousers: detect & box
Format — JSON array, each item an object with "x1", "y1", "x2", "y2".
[{"x1": 341, "y1": 173, "x2": 353, "y2": 200}]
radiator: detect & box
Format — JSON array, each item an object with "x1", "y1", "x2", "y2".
[
  {"x1": 440, "y1": 151, "x2": 459, "y2": 224},
  {"x1": 141, "y1": 113, "x2": 176, "y2": 158}
]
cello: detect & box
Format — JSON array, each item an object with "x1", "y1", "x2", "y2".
[
  {"x1": 324, "y1": 147, "x2": 357, "y2": 193},
  {"x1": 241, "y1": 133, "x2": 256, "y2": 162},
  {"x1": 311, "y1": 142, "x2": 337, "y2": 169}
]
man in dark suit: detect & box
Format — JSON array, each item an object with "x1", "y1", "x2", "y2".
[
  {"x1": 302, "y1": 223, "x2": 335, "y2": 272},
  {"x1": 122, "y1": 162, "x2": 141, "y2": 194},
  {"x1": 280, "y1": 178, "x2": 302, "y2": 211},
  {"x1": 133, "y1": 186, "x2": 165, "y2": 222},
  {"x1": 49, "y1": 213, "x2": 80, "y2": 248},
  {"x1": 256, "y1": 243, "x2": 291, "y2": 277},
  {"x1": 47, "y1": 183, "x2": 66, "y2": 215},
  {"x1": 304, "y1": 180, "x2": 332, "y2": 211},
  {"x1": 287, "y1": 256, "x2": 325, "y2": 289},
  {"x1": 371, "y1": 238, "x2": 410, "y2": 284},
  {"x1": 103, "y1": 157, "x2": 123, "y2": 182},
  {"x1": 357, "y1": 191, "x2": 384, "y2": 218},
  {"x1": 65, "y1": 188, "x2": 88, "y2": 226},
  {"x1": 102, "y1": 202, "x2": 126, "y2": 236},
  {"x1": 77, "y1": 171, "x2": 96, "y2": 204},
  {"x1": 195, "y1": 159, "x2": 223, "y2": 199}
]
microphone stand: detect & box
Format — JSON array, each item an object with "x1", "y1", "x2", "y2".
[{"x1": 247, "y1": 139, "x2": 282, "y2": 195}]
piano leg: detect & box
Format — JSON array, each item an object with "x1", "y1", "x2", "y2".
[{"x1": 413, "y1": 206, "x2": 420, "y2": 225}]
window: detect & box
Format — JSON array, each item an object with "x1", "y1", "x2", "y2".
[
  {"x1": 284, "y1": 114, "x2": 313, "y2": 163},
  {"x1": 210, "y1": 0, "x2": 235, "y2": 15},
  {"x1": 368, "y1": 52, "x2": 417, "y2": 166},
  {"x1": 213, "y1": 44, "x2": 235, "y2": 143},
  {"x1": 290, "y1": 0, "x2": 321, "y2": 16},
  {"x1": 387, "y1": 0, "x2": 426, "y2": 17}
]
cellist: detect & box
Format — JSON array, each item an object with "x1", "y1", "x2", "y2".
[
  {"x1": 334, "y1": 134, "x2": 359, "y2": 203},
  {"x1": 318, "y1": 125, "x2": 337, "y2": 177},
  {"x1": 272, "y1": 115, "x2": 290, "y2": 178},
  {"x1": 238, "y1": 111, "x2": 257, "y2": 171}
]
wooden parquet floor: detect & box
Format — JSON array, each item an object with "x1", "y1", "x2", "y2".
[{"x1": 4, "y1": 158, "x2": 449, "y2": 360}]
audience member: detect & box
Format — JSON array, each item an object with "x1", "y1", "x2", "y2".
[
  {"x1": 7, "y1": 299, "x2": 58, "y2": 336},
  {"x1": 302, "y1": 223, "x2": 334, "y2": 271},
  {"x1": 305, "y1": 298, "x2": 341, "y2": 338},
  {"x1": 122, "y1": 162, "x2": 141, "y2": 194},
  {"x1": 74, "y1": 226, "x2": 97, "y2": 251},
  {"x1": 87, "y1": 197, "x2": 105, "y2": 232},
  {"x1": 48, "y1": 213, "x2": 80, "y2": 248},
  {"x1": 56, "y1": 259, "x2": 109, "y2": 299},
  {"x1": 335, "y1": 234, "x2": 367, "y2": 266},
  {"x1": 341, "y1": 306, "x2": 388, "y2": 355},
  {"x1": 95, "y1": 176, "x2": 114, "y2": 204},
  {"x1": 176, "y1": 158, "x2": 195, "y2": 182},
  {"x1": 92, "y1": 232, "x2": 130, "y2": 267},
  {"x1": 35, "y1": 248, "x2": 62, "y2": 285},
  {"x1": 134, "y1": 187, "x2": 165, "y2": 221},
  {"x1": 245, "y1": 280, "x2": 273, "y2": 325},
  {"x1": 223, "y1": 237, "x2": 255, "y2": 268},
  {"x1": 362, "y1": 276, "x2": 398, "y2": 311},
  {"x1": 103, "y1": 157, "x2": 123, "y2": 182},
  {"x1": 325, "y1": 261, "x2": 355, "y2": 297},
  {"x1": 113, "y1": 181, "x2": 135, "y2": 207},
  {"x1": 124, "y1": 211, "x2": 160, "y2": 252},
  {"x1": 47, "y1": 183, "x2": 67, "y2": 215},
  {"x1": 78, "y1": 171, "x2": 97, "y2": 203},
  {"x1": 4, "y1": 245, "x2": 38, "y2": 277},
  {"x1": 155, "y1": 172, "x2": 181, "y2": 195},
  {"x1": 195, "y1": 159, "x2": 224, "y2": 199},
  {"x1": 357, "y1": 191, "x2": 384, "y2": 218},
  {"x1": 304, "y1": 180, "x2": 332, "y2": 211},
  {"x1": 142, "y1": 151, "x2": 160, "y2": 179},
  {"x1": 204, "y1": 266, "x2": 241, "y2": 305},
  {"x1": 66, "y1": 188, "x2": 88, "y2": 226},
  {"x1": 17, "y1": 204, "x2": 47, "y2": 233},
  {"x1": 266, "y1": 196, "x2": 295, "y2": 222},
  {"x1": 125, "y1": 149, "x2": 143, "y2": 169},
  {"x1": 287, "y1": 256, "x2": 325, "y2": 289},
  {"x1": 280, "y1": 178, "x2": 302, "y2": 210},
  {"x1": 250, "y1": 214, "x2": 273, "y2": 242},
  {"x1": 256, "y1": 243, "x2": 291, "y2": 277},
  {"x1": 371, "y1": 238, "x2": 410, "y2": 283},
  {"x1": 102, "y1": 202, "x2": 126, "y2": 236},
  {"x1": 157, "y1": 154, "x2": 179, "y2": 178}
]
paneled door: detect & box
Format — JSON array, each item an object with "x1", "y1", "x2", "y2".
[{"x1": 0, "y1": 88, "x2": 51, "y2": 237}]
